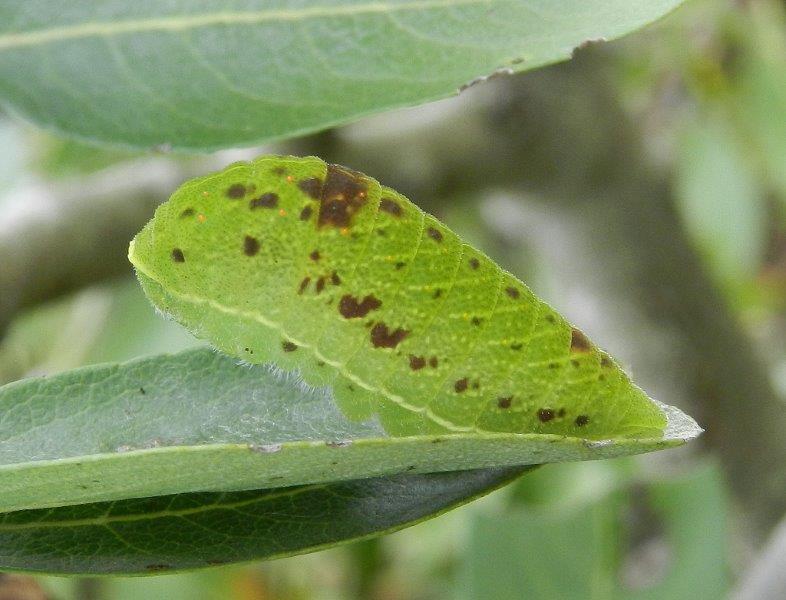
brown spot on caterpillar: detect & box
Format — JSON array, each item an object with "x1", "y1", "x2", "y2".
[
  {"x1": 376, "y1": 229, "x2": 387, "y2": 236},
  {"x1": 339, "y1": 294, "x2": 382, "y2": 319},
  {"x1": 505, "y1": 287, "x2": 520, "y2": 299},
  {"x1": 454, "y1": 378, "x2": 468, "y2": 393},
  {"x1": 145, "y1": 564, "x2": 172, "y2": 572},
  {"x1": 432, "y1": 289, "x2": 443, "y2": 299},
  {"x1": 250, "y1": 192, "x2": 278, "y2": 209},
  {"x1": 272, "y1": 166, "x2": 287, "y2": 176},
  {"x1": 282, "y1": 341, "x2": 298, "y2": 352},
  {"x1": 548, "y1": 362, "x2": 560, "y2": 369},
  {"x1": 510, "y1": 343, "x2": 523, "y2": 351},
  {"x1": 380, "y1": 197, "x2": 403, "y2": 216},
  {"x1": 331, "y1": 271, "x2": 341, "y2": 286},
  {"x1": 575, "y1": 415, "x2": 590, "y2": 426},
  {"x1": 472, "y1": 381, "x2": 480, "y2": 389},
  {"x1": 545, "y1": 314, "x2": 556, "y2": 324},
  {"x1": 471, "y1": 317, "x2": 482, "y2": 326},
  {"x1": 298, "y1": 177, "x2": 323, "y2": 199},
  {"x1": 498, "y1": 396, "x2": 512, "y2": 409},
  {"x1": 171, "y1": 248, "x2": 185, "y2": 263},
  {"x1": 558, "y1": 408, "x2": 566, "y2": 417},
  {"x1": 298, "y1": 277, "x2": 311, "y2": 294},
  {"x1": 316, "y1": 277, "x2": 326, "y2": 294},
  {"x1": 570, "y1": 328, "x2": 591, "y2": 352},
  {"x1": 139, "y1": 387, "x2": 146, "y2": 395},
  {"x1": 300, "y1": 205, "x2": 313, "y2": 221},
  {"x1": 600, "y1": 355, "x2": 613, "y2": 368},
  {"x1": 429, "y1": 356, "x2": 438, "y2": 368},
  {"x1": 427, "y1": 227, "x2": 443, "y2": 242},
  {"x1": 317, "y1": 165, "x2": 368, "y2": 229},
  {"x1": 226, "y1": 183, "x2": 246, "y2": 199},
  {"x1": 370, "y1": 323, "x2": 409, "y2": 348},
  {"x1": 409, "y1": 355, "x2": 426, "y2": 370},
  {"x1": 469, "y1": 258, "x2": 480, "y2": 270},
  {"x1": 538, "y1": 408, "x2": 555, "y2": 422},
  {"x1": 395, "y1": 262, "x2": 406, "y2": 270},
  {"x1": 179, "y1": 208, "x2": 195, "y2": 218},
  {"x1": 243, "y1": 235, "x2": 260, "y2": 256},
  {"x1": 309, "y1": 249, "x2": 321, "y2": 261}
]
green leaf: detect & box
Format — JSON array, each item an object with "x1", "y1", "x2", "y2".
[
  {"x1": 0, "y1": 1, "x2": 686, "y2": 150},
  {"x1": 0, "y1": 348, "x2": 694, "y2": 515},
  {"x1": 0, "y1": 466, "x2": 527, "y2": 575},
  {"x1": 129, "y1": 155, "x2": 698, "y2": 444}
]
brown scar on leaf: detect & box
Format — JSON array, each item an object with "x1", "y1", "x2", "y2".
[
  {"x1": 380, "y1": 197, "x2": 403, "y2": 217},
  {"x1": 171, "y1": 248, "x2": 185, "y2": 263},
  {"x1": 298, "y1": 277, "x2": 311, "y2": 294},
  {"x1": 272, "y1": 166, "x2": 287, "y2": 176},
  {"x1": 409, "y1": 355, "x2": 426, "y2": 370},
  {"x1": 250, "y1": 192, "x2": 278, "y2": 209},
  {"x1": 510, "y1": 343, "x2": 523, "y2": 351},
  {"x1": 395, "y1": 262, "x2": 406, "y2": 270},
  {"x1": 432, "y1": 289, "x2": 443, "y2": 299},
  {"x1": 558, "y1": 408, "x2": 566, "y2": 418},
  {"x1": 331, "y1": 271, "x2": 341, "y2": 286},
  {"x1": 471, "y1": 316, "x2": 482, "y2": 326},
  {"x1": 570, "y1": 328, "x2": 591, "y2": 352},
  {"x1": 454, "y1": 378, "x2": 468, "y2": 393},
  {"x1": 282, "y1": 341, "x2": 298, "y2": 352},
  {"x1": 429, "y1": 356, "x2": 438, "y2": 368},
  {"x1": 316, "y1": 277, "x2": 326, "y2": 294},
  {"x1": 427, "y1": 227, "x2": 443, "y2": 242},
  {"x1": 505, "y1": 286, "x2": 520, "y2": 299},
  {"x1": 469, "y1": 258, "x2": 480, "y2": 270},
  {"x1": 243, "y1": 235, "x2": 260, "y2": 257},
  {"x1": 538, "y1": 408, "x2": 555, "y2": 422},
  {"x1": 226, "y1": 183, "x2": 246, "y2": 199},
  {"x1": 370, "y1": 323, "x2": 409, "y2": 348},
  {"x1": 498, "y1": 396, "x2": 512, "y2": 409},
  {"x1": 298, "y1": 177, "x2": 323, "y2": 199},
  {"x1": 339, "y1": 294, "x2": 381, "y2": 318},
  {"x1": 317, "y1": 165, "x2": 369, "y2": 229},
  {"x1": 309, "y1": 249, "x2": 321, "y2": 261},
  {"x1": 600, "y1": 355, "x2": 613, "y2": 368}
]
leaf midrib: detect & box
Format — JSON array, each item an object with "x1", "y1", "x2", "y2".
[{"x1": 0, "y1": 0, "x2": 490, "y2": 51}]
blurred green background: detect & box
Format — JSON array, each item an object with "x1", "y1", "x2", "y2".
[{"x1": 1, "y1": 0, "x2": 785, "y2": 598}]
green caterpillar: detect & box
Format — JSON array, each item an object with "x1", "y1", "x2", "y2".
[{"x1": 129, "y1": 155, "x2": 666, "y2": 439}]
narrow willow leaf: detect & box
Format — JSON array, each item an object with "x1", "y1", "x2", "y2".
[
  {"x1": 0, "y1": 1, "x2": 686, "y2": 150},
  {"x1": 0, "y1": 467, "x2": 528, "y2": 575},
  {"x1": 129, "y1": 156, "x2": 700, "y2": 444},
  {"x1": 0, "y1": 348, "x2": 694, "y2": 515}
]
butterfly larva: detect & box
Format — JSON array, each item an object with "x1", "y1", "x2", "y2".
[{"x1": 129, "y1": 155, "x2": 666, "y2": 439}]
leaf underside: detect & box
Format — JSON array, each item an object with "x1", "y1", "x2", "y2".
[{"x1": 0, "y1": 1, "x2": 686, "y2": 149}]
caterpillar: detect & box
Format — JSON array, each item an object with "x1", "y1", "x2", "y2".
[{"x1": 129, "y1": 155, "x2": 666, "y2": 439}]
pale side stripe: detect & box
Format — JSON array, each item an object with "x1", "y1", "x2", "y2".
[{"x1": 133, "y1": 262, "x2": 475, "y2": 433}]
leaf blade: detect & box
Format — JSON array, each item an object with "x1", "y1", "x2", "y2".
[
  {"x1": 0, "y1": 348, "x2": 698, "y2": 514},
  {"x1": 0, "y1": 0, "x2": 686, "y2": 150},
  {"x1": 0, "y1": 467, "x2": 528, "y2": 575}
]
